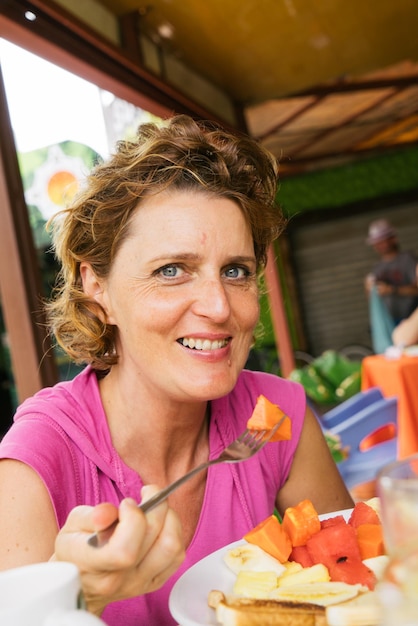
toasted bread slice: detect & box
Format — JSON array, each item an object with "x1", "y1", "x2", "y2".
[{"x1": 209, "y1": 590, "x2": 326, "y2": 626}]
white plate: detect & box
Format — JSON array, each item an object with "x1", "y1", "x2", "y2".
[
  {"x1": 404, "y1": 345, "x2": 418, "y2": 356},
  {"x1": 169, "y1": 509, "x2": 353, "y2": 626}
]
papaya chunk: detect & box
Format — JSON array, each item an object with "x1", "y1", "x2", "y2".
[
  {"x1": 247, "y1": 395, "x2": 292, "y2": 442},
  {"x1": 244, "y1": 514, "x2": 292, "y2": 563},
  {"x1": 356, "y1": 523, "x2": 385, "y2": 560},
  {"x1": 282, "y1": 499, "x2": 321, "y2": 547}
]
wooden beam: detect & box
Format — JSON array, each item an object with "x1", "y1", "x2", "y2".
[
  {"x1": 0, "y1": 64, "x2": 58, "y2": 403},
  {"x1": 265, "y1": 245, "x2": 296, "y2": 378}
]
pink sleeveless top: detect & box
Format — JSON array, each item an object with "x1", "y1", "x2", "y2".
[{"x1": 0, "y1": 366, "x2": 305, "y2": 625}]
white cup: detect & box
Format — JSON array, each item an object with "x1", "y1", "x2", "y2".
[{"x1": 0, "y1": 561, "x2": 105, "y2": 625}]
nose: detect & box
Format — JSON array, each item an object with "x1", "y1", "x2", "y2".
[{"x1": 192, "y1": 277, "x2": 231, "y2": 322}]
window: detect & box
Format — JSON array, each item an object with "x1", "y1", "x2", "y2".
[{"x1": 0, "y1": 38, "x2": 161, "y2": 428}]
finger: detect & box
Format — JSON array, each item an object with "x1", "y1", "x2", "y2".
[
  {"x1": 58, "y1": 504, "x2": 119, "y2": 539},
  {"x1": 55, "y1": 503, "x2": 127, "y2": 567},
  {"x1": 91, "y1": 502, "x2": 120, "y2": 532},
  {"x1": 105, "y1": 495, "x2": 167, "y2": 563}
]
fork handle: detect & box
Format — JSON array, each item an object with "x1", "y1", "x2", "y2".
[
  {"x1": 139, "y1": 461, "x2": 212, "y2": 513},
  {"x1": 87, "y1": 461, "x2": 212, "y2": 548}
]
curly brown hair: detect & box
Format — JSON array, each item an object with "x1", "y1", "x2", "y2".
[{"x1": 46, "y1": 114, "x2": 285, "y2": 370}]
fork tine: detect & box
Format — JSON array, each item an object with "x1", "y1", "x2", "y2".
[
  {"x1": 248, "y1": 418, "x2": 283, "y2": 450},
  {"x1": 246, "y1": 429, "x2": 267, "y2": 447},
  {"x1": 238, "y1": 429, "x2": 265, "y2": 446},
  {"x1": 235, "y1": 428, "x2": 250, "y2": 444}
]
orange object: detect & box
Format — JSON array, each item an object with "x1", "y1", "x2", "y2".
[
  {"x1": 247, "y1": 395, "x2": 292, "y2": 442},
  {"x1": 244, "y1": 514, "x2": 292, "y2": 563},
  {"x1": 356, "y1": 523, "x2": 385, "y2": 560},
  {"x1": 361, "y1": 354, "x2": 418, "y2": 458},
  {"x1": 360, "y1": 423, "x2": 397, "y2": 451},
  {"x1": 282, "y1": 499, "x2": 321, "y2": 547}
]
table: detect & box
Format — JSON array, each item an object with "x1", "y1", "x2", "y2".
[{"x1": 361, "y1": 354, "x2": 418, "y2": 458}]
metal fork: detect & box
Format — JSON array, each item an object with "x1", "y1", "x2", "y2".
[{"x1": 88, "y1": 417, "x2": 284, "y2": 548}]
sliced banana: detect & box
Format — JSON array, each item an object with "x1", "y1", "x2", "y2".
[
  {"x1": 278, "y1": 563, "x2": 330, "y2": 587},
  {"x1": 365, "y1": 497, "x2": 381, "y2": 520},
  {"x1": 363, "y1": 555, "x2": 389, "y2": 581},
  {"x1": 224, "y1": 544, "x2": 287, "y2": 576},
  {"x1": 270, "y1": 581, "x2": 365, "y2": 606},
  {"x1": 233, "y1": 570, "x2": 278, "y2": 598}
]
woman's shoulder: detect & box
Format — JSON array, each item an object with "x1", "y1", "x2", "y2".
[
  {"x1": 15, "y1": 365, "x2": 99, "y2": 418},
  {"x1": 2, "y1": 365, "x2": 101, "y2": 471}
]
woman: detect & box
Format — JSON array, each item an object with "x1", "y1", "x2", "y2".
[{"x1": 0, "y1": 115, "x2": 353, "y2": 625}]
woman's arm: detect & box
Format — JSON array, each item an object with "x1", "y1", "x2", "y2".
[
  {"x1": 0, "y1": 459, "x2": 185, "y2": 616},
  {"x1": 0, "y1": 459, "x2": 58, "y2": 568},
  {"x1": 392, "y1": 308, "x2": 418, "y2": 347},
  {"x1": 275, "y1": 407, "x2": 354, "y2": 517}
]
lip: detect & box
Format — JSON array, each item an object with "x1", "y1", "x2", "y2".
[{"x1": 178, "y1": 333, "x2": 232, "y2": 341}]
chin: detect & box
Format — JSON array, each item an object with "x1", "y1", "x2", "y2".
[{"x1": 203, "y1": 368, "x2": 242, "y2": 400}]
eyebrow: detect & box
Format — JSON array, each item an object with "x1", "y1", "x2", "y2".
[
  {"x1": 148, "y1": 253, "x2": 201, "y2": 264},
  {"x1": 149, "y1": 253, "x2": 256, "y2": 265}
]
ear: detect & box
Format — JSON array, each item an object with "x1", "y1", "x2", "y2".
[{"x1": 80, "y1": 262, "x2": 112, "y2": 323}]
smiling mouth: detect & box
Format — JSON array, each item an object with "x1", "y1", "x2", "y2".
[{"x1": 178, "y1": 337, "x2": 230, "y2": 350}]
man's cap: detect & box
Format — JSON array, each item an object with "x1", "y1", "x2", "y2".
[{"x1": 366, "y1": 219, "x2": 397, "y2": 245}]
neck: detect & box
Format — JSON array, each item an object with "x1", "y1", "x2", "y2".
[{"x1": 98, "y1": 368, "x2": 210, "y2": 476}]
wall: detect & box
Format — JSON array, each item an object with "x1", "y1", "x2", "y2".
[{"x1": 289, "y1": 201, "x2": 418, "y2": 356}]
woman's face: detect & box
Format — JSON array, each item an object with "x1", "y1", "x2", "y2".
[{"x1": 85, "y1": 190, "x2": 260, "y2": 403}]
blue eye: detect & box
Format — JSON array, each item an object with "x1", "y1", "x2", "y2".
[
  {"x1": 224, "y1": 266, "x2": 249, "y2": 279},
  {"x1": 161, "y1": 265, "x2": 178, "y2": 277},
  {"x1": 157, "y1": 264, "x2": 186, "y2": 279}
]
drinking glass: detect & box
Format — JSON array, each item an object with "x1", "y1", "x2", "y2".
[{"x1": 376, "y1": 454, "x2": 418, "y2": 625}]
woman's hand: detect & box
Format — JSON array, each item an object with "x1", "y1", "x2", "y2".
[{"x1": 53, "y1": 486, "x2": 185, "y2": 616}]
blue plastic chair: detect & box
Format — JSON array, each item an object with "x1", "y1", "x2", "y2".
[
  {"x1": 321, "y1": 387, "x2": 384, "y2": 430},
  {"x1": 328, "y1": 396, "x2": 398, "y2": 489}
]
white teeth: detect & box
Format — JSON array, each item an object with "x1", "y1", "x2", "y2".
[{"x1": 180, "y1": 338, "x2": 228, "y2": 350}]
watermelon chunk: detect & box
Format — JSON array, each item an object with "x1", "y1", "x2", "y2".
[
  {"x1": 306, "y1": 522, "x2": 361, "y2": 569},
  {"x1": 328, "y1": 557, "x2": 377, "y2": 590},
  {"x1": 320, "y1": 514, "x2": 346, "y2": 529},
  {"x1": 348, "y1": 501, "x2": 381, "y2": 528},
  {"x1": 289, "y1": 544, "x2": 314, "y2": 568}
]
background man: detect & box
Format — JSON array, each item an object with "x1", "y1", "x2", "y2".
[{"x1": 365, "y1": 218, "x2": 418, "y2": 326}]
